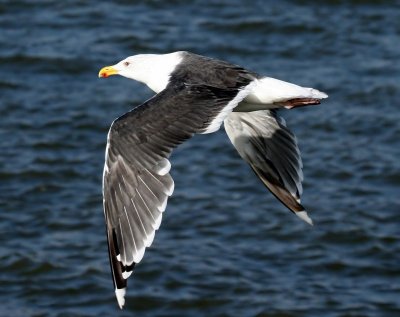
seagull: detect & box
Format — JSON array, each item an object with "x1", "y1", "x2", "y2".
[{"x1": 98, "y1": 51, "x2": 328, "y2": 308}]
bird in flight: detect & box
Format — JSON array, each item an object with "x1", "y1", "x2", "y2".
[{"x1": 98, "y1": 51, "x2": 327, "y2": 308}]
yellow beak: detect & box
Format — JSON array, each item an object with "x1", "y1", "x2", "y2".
[{"x1": 98, "y1": 66, "x2": 118, "y2": 78}]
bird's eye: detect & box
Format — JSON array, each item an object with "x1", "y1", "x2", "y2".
[{"x1": 124, "y1": 61, "x2": 130, "y2": 66}]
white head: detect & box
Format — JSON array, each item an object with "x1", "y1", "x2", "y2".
[{"x1": 99, "y1": 52, "x2": 183, "y2": 93}]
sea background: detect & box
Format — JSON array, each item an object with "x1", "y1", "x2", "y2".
[{"x1": 0, "y1": 1, "x2": 399, "y2": 316}]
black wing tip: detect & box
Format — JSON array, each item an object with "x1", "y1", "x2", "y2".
[{"x1": 107, "y1": 226, "x2": 138, "y2": 308}]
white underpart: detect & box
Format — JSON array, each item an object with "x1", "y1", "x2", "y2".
[
  {"x1": 202, "y1": 81, "x2": 257, "y2": 134},
  {"x1": 115, "y1": 287, "x2": 126, "y2": 309},
  {"x1": 296, "y1": 211, "x2": 314, "y2": 226},
  {"x1": 242, "y1": 77, "x2": 328, "y2": 109}
]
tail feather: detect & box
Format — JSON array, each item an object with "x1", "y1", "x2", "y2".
[{"x1": 244, "y1": 76, "x2": 328, "y2": 106}]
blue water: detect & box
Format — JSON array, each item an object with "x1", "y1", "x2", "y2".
[{"x1": 0, "y1": 1, "x2": 399, "y2": 316}]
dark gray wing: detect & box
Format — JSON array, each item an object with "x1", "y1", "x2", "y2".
[
  {"x1": 103, "y1": 81, "x2": 253, "y2": 308},
  {"x1": 224, "y1": 109, "x2": 313, "y2": 225}
]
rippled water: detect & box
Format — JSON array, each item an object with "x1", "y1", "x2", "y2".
[{"x1": 1, "y1": 1, "x2": 399, "y2": 316}]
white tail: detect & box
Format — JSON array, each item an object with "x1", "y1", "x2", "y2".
[{"x1": 244, "y1": 77, "x2": 328, "y2": 106}]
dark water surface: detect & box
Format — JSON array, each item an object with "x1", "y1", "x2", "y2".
[{"x1": 1, "y1": 1, "x2": 399, "y2": 316}]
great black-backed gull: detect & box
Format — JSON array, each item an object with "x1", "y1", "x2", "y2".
[{"x1": 98, "y1": 51, "x2": 328, "y2": 308}]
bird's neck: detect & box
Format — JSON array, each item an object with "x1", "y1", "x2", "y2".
[{"x1": 141, "y1": 52, "x2": 184, "y2": 93}]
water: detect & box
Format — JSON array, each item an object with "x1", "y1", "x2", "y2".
[{"x1": 1, "y1": 1, "x2": 399, "y2": 316}]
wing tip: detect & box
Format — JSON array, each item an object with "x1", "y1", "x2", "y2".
[
  {"x1": 122, "y1": 270, "x2": 133, "y2": 279},
  {"x1": 133, "y1": 246, "x2": 146, "y2": 263},
  {"x1": 295, "y1": 210, "x2": 314, "y2": 226},
  {"x1": 115, "y1": 287, "x2": 126, "y2": 309},
  {"x1": 155, "y1": 158, "x2": 171, "y2": 176}
]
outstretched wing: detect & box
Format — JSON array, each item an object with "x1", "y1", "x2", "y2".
[
  {"x1": 224, "y1": 109, "x2": 313, "y2": 225},
  {"x1": 103, "y1": 81, "x2": 254, "y2": 308}
]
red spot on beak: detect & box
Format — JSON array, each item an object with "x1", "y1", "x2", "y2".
[{"x1": 99, "y1": 66, "x2": 116, "y2": 78}]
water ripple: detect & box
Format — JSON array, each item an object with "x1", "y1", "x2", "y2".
[{"x1": 0, "y1": 1, "x2": 399, "y2": 316}]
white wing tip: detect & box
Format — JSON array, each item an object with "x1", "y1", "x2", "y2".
[
  {"x1": 157, "y1": 196, "x2": 168, "y2": 212},
  {"x1": 153, "y1": 213, "x2": 163, "y2": 230},
  {"x1": 166, "y1": 179, "x2": 175, "y2": 196},
  {"x1": 122, "y1": 270, "x2": 133, "y2": 279},
  {"x1": 133, "y1": 246, "x2": 146, "y2": 263},
  {"x1": 296, "y1": 210, "x2": 314, "y2": 226},
  {"x1": 144, "y1": 230, "x2": 156, "y2": 247},
  {"x1": 115, "y1": 287, "x2": 126, "y2": 309},
  {"x1": 156, "y1": 159, "x2": 171, "y2": 176}
]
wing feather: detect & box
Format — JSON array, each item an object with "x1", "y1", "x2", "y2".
[
  {"x1": 103, "y1": 80, "x2": 254, "y2": 308},
  {"x1": 224, "y1": 109, "x2": 307, "y2": 215}
]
